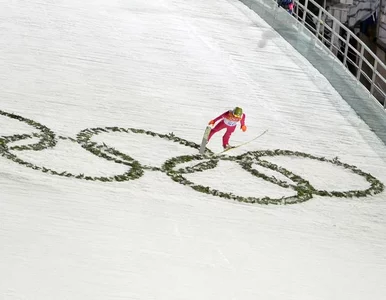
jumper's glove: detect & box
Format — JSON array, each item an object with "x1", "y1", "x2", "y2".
[
  {"x1": 241, "y1": 125, "x2": 247, "y2": 132},
  {"x1": 208, "y1": 120, "x2": 215, "y2": 126}
]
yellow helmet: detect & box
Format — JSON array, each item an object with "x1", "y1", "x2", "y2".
[{"x1": 233, "y1": 107, "x2": 243, "y2": 118}]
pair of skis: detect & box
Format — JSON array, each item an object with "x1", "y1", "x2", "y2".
[{"x1": 199, "y1": 126, "x2": 268, "y2": 155}]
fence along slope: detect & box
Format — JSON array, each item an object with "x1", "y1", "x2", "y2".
[{"x1": 238, "y1": 0, "x2": 386, "y2": 145}]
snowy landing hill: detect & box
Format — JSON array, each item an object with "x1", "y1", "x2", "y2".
[{"x1": 1, "y1": 0, "x2": 386, "y2": 299}]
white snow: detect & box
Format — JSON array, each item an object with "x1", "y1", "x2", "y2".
[{"x1": 1, "y1": 0, "x2": 386, "y2": 299}]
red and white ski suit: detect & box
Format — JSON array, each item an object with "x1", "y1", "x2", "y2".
[{"x1": 208, "y1": 110, "x2": 246, "y2": 147}]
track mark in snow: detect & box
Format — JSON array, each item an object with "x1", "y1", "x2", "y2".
[{"x1": 217, "y1": 249, "x2": 231, "y2": 266}]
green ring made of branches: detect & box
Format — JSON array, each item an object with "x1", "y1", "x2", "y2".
[
  {"x1": 0, "y1": 109, "x2": 56, "y2": 151},
  {"x1": 238, "y1": 150, "x2": 384, "y2": 198},
  {"x1": 162, "y1": 154, "x2": 310, "y2": 205}
]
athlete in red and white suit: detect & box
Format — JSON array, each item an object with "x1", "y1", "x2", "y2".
[{"x1": 208, "y1": 109, "x2": 247, "y2": 149}]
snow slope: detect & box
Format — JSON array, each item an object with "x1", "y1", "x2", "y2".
[{"x1": 1, "y1": 0, "x2": 386, "y2": 299}]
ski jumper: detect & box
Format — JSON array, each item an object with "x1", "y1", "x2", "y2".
[{"x1": 208, "y1": 110, "x2": 246, "y2": 147}]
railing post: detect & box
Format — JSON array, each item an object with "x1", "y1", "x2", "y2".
[
  {"x1": 342, "y1": 30, "x2": 350, "y2": 67},
  {"x1": 370, "y1": 60, "x2": 378, "y2": 95},
  {"x1": 357, "y1": 45, "x2": 364, "y2": 81},
  {"x1": 315, "y1": 8, "x2": 323, "y2": 45},
  {"x1": 302, "y1": 0, "x2": 308, "y2": 25},
  {"x1": 330, "y1": 20, "x2": 336, "y2": 53}
]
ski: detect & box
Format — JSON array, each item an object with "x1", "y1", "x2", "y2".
[
  {"x1": 199, "y1": 125, "x2": 212, "y2": 154},
  {"x1": 215, "y1": 129, "x2": 268, "y2": 155}
]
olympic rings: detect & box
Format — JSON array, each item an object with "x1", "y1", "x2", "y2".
[{"x1": 0, "y1": 109, "x2": 384, "y2": 205}]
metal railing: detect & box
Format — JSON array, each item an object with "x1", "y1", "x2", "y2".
[{"x1": 291, "y1": 0, "x2": 386, "y2": 110}]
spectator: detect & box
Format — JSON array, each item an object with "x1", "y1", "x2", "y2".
[{"x1": 278, "y1": 0, "x2": 294, "y2": 14}]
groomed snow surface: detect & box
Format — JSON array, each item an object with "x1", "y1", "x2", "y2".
[{"x1": 1, "y1": 0, "x2": 386, "y2": 299}]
